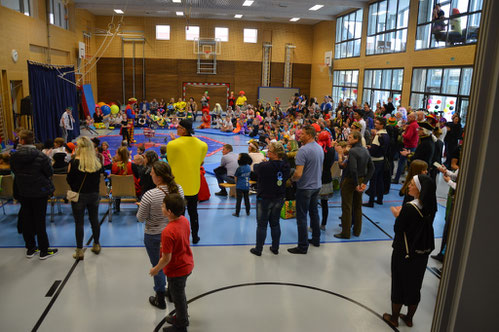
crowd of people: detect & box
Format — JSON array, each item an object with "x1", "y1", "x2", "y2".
[{"x1": 5, "y1": 90, "x2": 464, "y2": 330}]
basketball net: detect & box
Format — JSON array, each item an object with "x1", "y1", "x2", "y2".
[{"x1": 204, "y1": 51, "x2": 212, "y2": 59}]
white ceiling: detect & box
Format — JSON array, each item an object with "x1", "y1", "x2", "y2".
[{"x1": 73, "y1": 0, "x2": 368, "y2": 25}]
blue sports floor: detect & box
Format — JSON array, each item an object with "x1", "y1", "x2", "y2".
[{"x1": 0, "y1": 129, "x2": 445, "y2": 249}]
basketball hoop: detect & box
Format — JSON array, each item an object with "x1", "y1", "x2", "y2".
[{"x1": 204, "y1": 50, "x2": 212, "y2": 59}]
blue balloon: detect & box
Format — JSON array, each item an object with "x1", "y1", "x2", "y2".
[{"x1": 101, "y1": 105, "x2": 111, "y2": 115}]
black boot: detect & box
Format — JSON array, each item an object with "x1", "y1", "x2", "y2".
[{"x1": 149, "y1": 291, "x2": 166, "y2": 309}]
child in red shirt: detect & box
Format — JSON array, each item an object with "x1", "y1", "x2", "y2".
[{"x1": 150, "y1": 194, "x2": 193, "y2": 332}]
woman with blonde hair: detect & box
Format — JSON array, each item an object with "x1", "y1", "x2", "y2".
[{"x1": 66, "y1": 136, "x2": 103, "y2": 260}]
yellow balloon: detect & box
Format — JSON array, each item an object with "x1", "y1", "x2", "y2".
[{"x1": 110, "y1": 104, "x2": 120, "y2": 114}]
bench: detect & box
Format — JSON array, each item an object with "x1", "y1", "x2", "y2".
[{"x1": 220, "y1": 181, "x2": 257, "y2": 197}]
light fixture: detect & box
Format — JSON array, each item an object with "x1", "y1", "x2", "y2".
[
  {"x1": 172, "y1": 0, "x2": 182, "y2": 3},
  {"x1": 243, "y1": 1, "x2": 254, "y2": 7},
  {"x1": 309, "y1": 5, "x2": 324, "y2": 11},
  {"x1": 114, "y1": 9, "x2": 124, "y2": 14},
  {"x1": 290, "y1": 17, "x2": 300, "y2": 22},
  {"x1": 176, "y1": 11, "x2": 184, "y2": 16},
  {"x1": 234, "y1": 14, "x2": 243, "y2": 18}
]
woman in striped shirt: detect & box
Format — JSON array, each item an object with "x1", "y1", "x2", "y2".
[{"x1": 137, "y1": 161, "x2": 184, "y2": 309}]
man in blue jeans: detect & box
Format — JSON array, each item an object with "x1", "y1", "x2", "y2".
[
  {"x1": 250, "y1": 142, "x2": 290, "y2": 256},
  {"x1": 288, "y1": 125, "x2": 324, "y2": 254}
]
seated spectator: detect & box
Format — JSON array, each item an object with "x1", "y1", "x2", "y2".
[
  {"x1": 53, "y1": 152, "x2": 69, "y2": 174},
  {"x1": 111, "y1": 147, "x2": 141, "y2": 212},
  {"x1": 214, "y1": 144, "x2": 238, "y2": 196},
  {"x1": 50, "y1": 137, "x2": 69, "y2": 160},
  {"x1": 42, "y1": 140, "x2": 53, "y2": 158},
  {"x1": 0, "y1": 152, "x2": 11, "y2": 175},
  {"x1": 159, "y1": 145, "x2": 167, "y2": 162}
]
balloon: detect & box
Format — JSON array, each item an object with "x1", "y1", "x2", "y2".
[
  {"x1": 353, "y1": 89, "x2": 358, "y2": 94},
  {"x1": 427, "y1": 105, "x2": 431, "y2": 109},
  {"x1": 449, "y1": 106, "x2": 454, "y2": 110},
  {"x1": 428, "y1": 99, "x2": 432, "y2": 104},
  {"x1": 110, "y1": 104, "x2": 120, "y2": 114},
  {"x1": 437, "y1": 100, "x2": 442, "y2": 104},
  {"x1": 450, "y1": 100, "x2": 454, "y2": 104},
  {"x1": 101, "y1": 104, "x2": 111, "y2": 115},
  {"x1": 444, "y1": 108, "x2": 449, "y2": 112},
  {"x1": 435, "y1": 105, "x2": 439, "y2": 109},
  {"x1": 97, "y1": 102, "x2": 106, "y2": 108}
]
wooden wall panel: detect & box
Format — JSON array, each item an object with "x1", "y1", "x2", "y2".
[{"x1": 97, "y1": 58, "x2": 311, "y2": 107}]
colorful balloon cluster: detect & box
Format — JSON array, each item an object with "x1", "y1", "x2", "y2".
[{"x1": 96, "y1": 102, "x2": 120, "y2": 115}]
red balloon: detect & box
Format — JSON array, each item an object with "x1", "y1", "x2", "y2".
[
  {"x1": 437, "y1": 100, "x2": 441, "y2": 104},
  {"x1": 450, "y1": 100, "x2": 455, "y2": 104},
  {"x1": 427, "y1": 105, "x2": 431, "y2": 109},
  {"x1": 353, "y1": 89, "x2": 358, "y2": 94}
]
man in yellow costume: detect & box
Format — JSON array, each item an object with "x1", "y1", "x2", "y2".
[
  {"x1": 167, "y1": 119, "x2": 208, "y2": 244},
  {"x1": 236, "y1": 90, "x2": 247, "y2": 108}
]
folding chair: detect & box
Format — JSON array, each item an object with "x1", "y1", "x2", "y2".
[
  {"x1": 49, "y1": 174, "x2": 70, "y2": 222},
  {"x1": 0, "y1": 175, "x2": 14, "y2": 215},
  {"x1": 99, "y1": 174, "x2": 113, "y2": 222},
  {"x1": 110, "y1": 175, "x2": 138, "y2": 219}
]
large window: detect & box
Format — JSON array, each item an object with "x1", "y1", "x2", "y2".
[
  {"x1": 335, "y1": 9, "x2": 363, "y2": 59},
  {"x1": 185, "y1": 26, "x2": 200, "y2": 41},
  {"x1": 156, "y1": 25, "x2": 170, "y2": 40},
  {"x1": 215, "y1": 27, "x2": 229, "y2": 42},
  {"x1": 1, "y1": 0, "x2": 30, "y2": 16},
  {"x1": 363, "y1": 68, "x2": 404, "y2": 108},
  {"x1": 366, "y1": 0, "x2": 410, "y2": 55},
  {"x1": 243, "y1": 28, "x2": 258, "y2": 43},
  {"x1": 332, "y1": 70, "x2": 359, "y2": 106},
  {"x1": 415, "y1": 0, "x2": 482, "y2": 50},
  {"x1": 410, "y1": 66, "x2": 473, "y2": 122},
  {"x1": 49, "y1": 0, "x2": 68, "y2": 29}
]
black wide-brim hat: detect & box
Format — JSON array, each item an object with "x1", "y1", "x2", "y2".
[{"x1": 418, "y1": 121, "x2": 434, "y2": 131}]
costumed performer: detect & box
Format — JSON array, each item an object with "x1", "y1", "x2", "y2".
[
  {"x1": 125, "y1": 98, "x2": 137, "y2": 143},
  {"x1": 236, "y1": 90, "x2": 247, "y2": 108},
  {"x1": 167, "y1": 119, "x2": 208, "y2": 244}
]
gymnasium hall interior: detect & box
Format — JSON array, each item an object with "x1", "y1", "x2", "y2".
[{"x1": 0, "y1": 0, "x2": 497, "y2": 331}]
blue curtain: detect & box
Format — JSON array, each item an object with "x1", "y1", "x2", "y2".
[{"x1": 28, "y1": 62, "x2": 80, "y2": 143}]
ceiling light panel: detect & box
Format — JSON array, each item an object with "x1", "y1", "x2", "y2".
[
  {"x1": 114, "y1": 9, "x2": 124, "y2": 14},
  {"x1": 172, "y1": 0, "x2": 182, "y2": 3},
  {"x1": 234, "y1": 14, "x2": 243, "y2": 18},
  {"x1": 290, "y1": 17, "x2": 300, "y2": 22},
  {"x1": 176, "y1": 11, "x2": 183, "y2": 16},
  {"x1": 243, "y1": 1, "x2": 254, "y2": 7},
  {"x1": 309, "y1": 5, "x2": 324, "y2": 11}
]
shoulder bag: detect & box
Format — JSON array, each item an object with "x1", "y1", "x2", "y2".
[{"x1": 67, "y1": 173, "x2": 88, "y2": 203}]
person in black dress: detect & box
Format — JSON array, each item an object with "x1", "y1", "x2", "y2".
[
  {"x1": 383, "y1": 174, "x2": 437, "y2": 328},
  {"x1": 444, "y1": 115, "x2": 463, "y2": 168}
]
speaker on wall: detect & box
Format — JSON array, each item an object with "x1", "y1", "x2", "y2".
[{"x1": 20, "y1": 96, "x2": 32, "y2": 115}]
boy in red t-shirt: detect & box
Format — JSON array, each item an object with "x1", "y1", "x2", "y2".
[{"x1": 150, "y1": 194, "x2": 194, "y2": 332}]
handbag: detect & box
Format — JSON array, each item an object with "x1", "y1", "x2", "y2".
[{"x1": 67, "y1": 173, "x2": 87, "y2": 203}]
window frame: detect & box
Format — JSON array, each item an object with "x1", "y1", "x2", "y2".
[
  {"x1": 409, "y1": 65, "x2": 474, "y2": 122},
  {"x1": 414, "y1": 0, "x2": 483, "y2": 51},
  {"x1": 1, "y1": 0, "x2": 31, "y2": 16},
  {"x1": 362, "y1": 68, "x2": 405, "y2": 107},
  {"x1": 185, "y1": 25, "x2": 200, "y2": 41},
  {"x1": 366, "y1": 0, "x2": 410, "y2": 56},
  {"x1": 334, "y1": 9, "x2": 364, "y2": 60},
  {"x1": 215, "y1": 27, "x2": 229, "y2": 42},
  {"x1": 331, "y1": 70, "x2": 360, "y2": 108},
  {"x1": 49, "y1": 0, "x2": 68, "y2": 29},
  {"x1": 155, "y1": 25, "x2": 171, "y2": 40},
  {"x1": 243, "y1": 28, "x2": 258, "y2": 43}
]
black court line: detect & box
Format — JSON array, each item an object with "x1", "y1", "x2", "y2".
[
  {"x1": 45, "y1": 280, "x2": 62, "y2": 297},
  {"x1": 32, "y1": 210, "x2": 109, "y2": 331},
  {"x1": 154, "y1": 282, "x2": 399, "y2": 332},
  {"x1": 362, "y1": 213, "x2": 394, "y2": 240}
]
